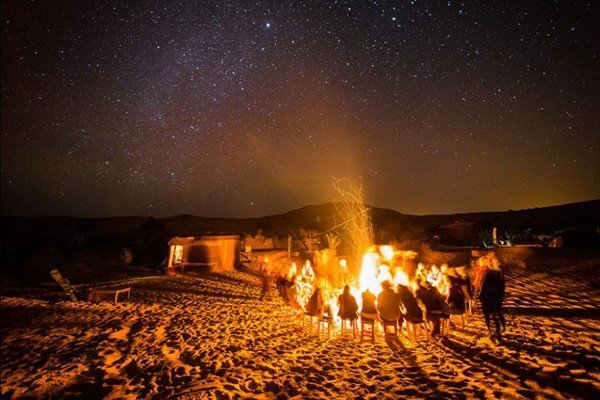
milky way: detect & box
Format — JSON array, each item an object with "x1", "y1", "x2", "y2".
[{"x1": 1, "y1": 1, "x2": 599, "y2": 217}]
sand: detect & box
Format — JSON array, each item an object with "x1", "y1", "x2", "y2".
[{"x1": 1, "y1": 263, "x2": 599, "y2": 399}]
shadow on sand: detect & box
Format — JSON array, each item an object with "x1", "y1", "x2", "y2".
[{"x1": 505, "y1": 306, "x2": 600, "y2": 318}]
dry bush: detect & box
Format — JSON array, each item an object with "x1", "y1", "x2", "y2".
[
  {"x1": 244, "y1": 229, "x2": 275, "y2": 250},
  {"x1": 313, "y1": 249, "x2": 347, "y2": 288},
  {"x1": 333, "y1": 178, "x2": 373, "y2": 280}
]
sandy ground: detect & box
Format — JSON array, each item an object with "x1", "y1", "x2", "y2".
[{"x1": 1, "y1": 264, "x2": 599, "y2": 399}]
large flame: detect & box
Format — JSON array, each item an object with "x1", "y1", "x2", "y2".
[
  {"x1": 359, "y1": 252, "x2": 381, "y2": 295},
  {"x1": 357, "y1": 246, "x2": 411, "y2": 297}
]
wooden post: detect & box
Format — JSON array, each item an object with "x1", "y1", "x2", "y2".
[{"x1": 167, "y1": 245, "x2": 174, "y2": 268}]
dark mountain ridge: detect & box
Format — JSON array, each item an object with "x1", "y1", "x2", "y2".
[{"x1": 1, "y1": 199, "x2": 598, "y2": 286}]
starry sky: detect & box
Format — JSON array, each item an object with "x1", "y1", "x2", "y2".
[{"x1": 1, "y1": 0, "x2": 599, "y2": 218}]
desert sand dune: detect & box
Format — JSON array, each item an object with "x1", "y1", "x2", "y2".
[{"x1": 1, "y1": 264, "x2": 599, "y2": 399}]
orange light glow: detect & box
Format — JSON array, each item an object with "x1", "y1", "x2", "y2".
[
  {"x1": 392, "y1": 269, "x2": 409, "y2": 287},
  {"x1": 379, "y1": 245, "x2": 395, "y2": 261},
  {"x1": 359, "y1": 252, "x2": 381, "y2": 295},
  {"x1": 377, "y1": 264, "x2": 393, "y2": 284}
]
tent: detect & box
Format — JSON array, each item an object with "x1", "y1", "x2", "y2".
[{"x1": 167, "y1": 234, "x2": 240, "y2": 273}]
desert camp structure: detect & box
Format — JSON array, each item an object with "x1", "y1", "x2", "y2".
[{"x1": 167, "y1": 235, "x2": 240, "y2": 274}]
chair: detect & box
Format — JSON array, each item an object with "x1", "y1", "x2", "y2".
[
  {"x1": 381, "y1": 319, "x2": 399, "y2": 338},
  {"x1": 318, "y1": 315, "x2": 334, "y2": 338},
  {"x1": 440, "y1": 316, "x2": 450, "y2": 336},
  {"x1": 88, "y1": 287, "x2": 131, "y2": 304},
  {"x1": 50, "y1": 269, "x2": 131, "y2": 304},
  {"x1": 425, "y1": 311, "x2": 449, "y2": 339},
  {"x1": 403, "y1": 317, "x2": 427, "y2": 341},
  {"x1": 340, "y1": 318, "x2": 358, "y2": 338},
  {"x1": 360, "y1": 318, "x2": 376, "y2": 342},
  {"x1": 449, "y1": 312, "x2": 466, "y2": 329},
  {"x1": 50, "y1": 269, "x2": 78, "y2": 301},
  {"x1": 302, "y1": 313, "x2": 318, "y2": 333}
]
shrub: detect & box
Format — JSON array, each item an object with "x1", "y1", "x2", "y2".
[{"x1": 121, "y1": 249, "x2": 133, "y2": 266}]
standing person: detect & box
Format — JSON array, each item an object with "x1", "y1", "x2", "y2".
[
  {"x1": 377, "y1": 281, "x2": 403, "y2": 328},
  {"x1": 473, "y1": 256, "x2": 490, "y2": 294},
  {"x1": 361, "y1": 288, "x2": 378, "y2": 320},
  {"x1": 338, "y1": 285, "x2": 359, "y2": 320},
  {"x1": 480, "y1": 258, "x2": 506, "y2": 341},
  {"x1": 260, "y1": 260, "x2": 272, "y2": 301}
]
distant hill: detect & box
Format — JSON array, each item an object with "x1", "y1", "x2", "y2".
[{"x1": 1, "y1": 199, "x2": 598, "y2": 285}]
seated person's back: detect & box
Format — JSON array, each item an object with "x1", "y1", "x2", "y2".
[
  {"x1": 338, "y1": 285, "x2": 359, "y2": 320},
  {"x1": 446, "y1": 276, "x2": 466, "y2": 314},
  {"x1": 416, "y1": 282, "x2": 442, "y2": 313},
  {"x1": 377, "y1": 283, "x2": 402, "y2": 322},
  {"x1": 361, "y1": 289, "x2": 377, "y2": 319},
  {"x1": 306, "y1": 288, "x2": 324, "y2": 316},
  {"x1": 398, "y1": 284, "x2": 423, "y2": 322}
]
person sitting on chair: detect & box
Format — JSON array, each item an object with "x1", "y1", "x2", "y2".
[
  {"x1": 416, "y1": 280, "x2": 446, "y2": 338},
  {"x1": 377, "y1": 281, "x2": 403, "y2": 328},
  {"x1": 398, "y1": 282, "x2": 423, "y2": 323},
  {"x1": 360, "y1": 288, "x2": 378, "y2": 320},
  {"x1": 446, "y1": 275, "x2": 466, "y2": 316},
  {"x1": 306, "y1": 286, "x2": 325, "y2": 317},
  {"x1": 455, "y1": 267, "x2": 473, "y2": 303},
  {"x1": 338, "y1": 285, "x2": 359, "y2": 321}
]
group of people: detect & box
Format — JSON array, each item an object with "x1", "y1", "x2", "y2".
[
  {"x1": 260, "y1": 258, "x2": 315, "y2": 308},
  {"x1": 260, "y1": 253, "x2": 507, "y2": 342}
]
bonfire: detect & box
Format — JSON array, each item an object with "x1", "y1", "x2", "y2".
[{"x1": 274, "y1": 179, "x2": 416, "y2": 325}]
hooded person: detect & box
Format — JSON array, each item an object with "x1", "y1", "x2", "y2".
[{"x1": 338, "y1": 285, "x2": 359, "y2": 320}]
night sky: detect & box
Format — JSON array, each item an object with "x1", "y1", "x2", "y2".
[{"x1": 2, "y1": 1, "x2": 599, "y2": 218}]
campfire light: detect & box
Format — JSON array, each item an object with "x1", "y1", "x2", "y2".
[
  {"x1": 393, "y1": 269, "x2": 409, "y2": 287},
  {"x1": 377, "y1": 264, "x2": 393, "y2": 284},
  {"x1": 379, "y1": 245, "x2": 395, "y2": 262},
  {"x1": 287, "y1": 262, "x2": 297, "y2": 280},
  {"x1": 302, "y1": 260, "x2": 314, "y2": 281},
  {"x1": 359, "y1": 252, "x2": 381, "y2": 295}
]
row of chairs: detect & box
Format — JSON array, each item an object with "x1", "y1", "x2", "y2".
[{"x1": 300, "y1": 311, "x2": 469, "y2": 343}]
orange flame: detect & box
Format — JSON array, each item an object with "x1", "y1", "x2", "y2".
[{"x1": 359, "y1": 252, "x2": 381, "y2": 295}]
